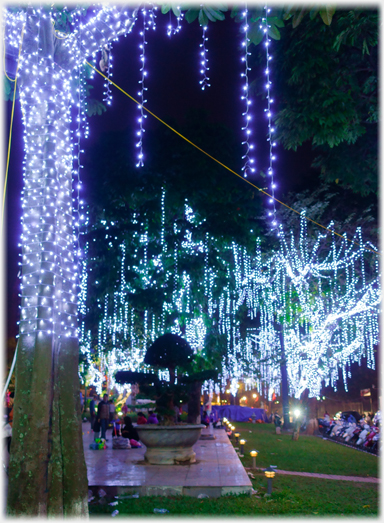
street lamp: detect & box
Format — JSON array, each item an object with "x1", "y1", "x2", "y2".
[
  {"x1": 264, "y1": 466, "x2": 276, "y2": 494},
  {"x1": 239, "y1": 439, "x2": 246, "y2": 456},
  {"x1": 250, "y1": 450, "x2": 258, "y2": 469}
]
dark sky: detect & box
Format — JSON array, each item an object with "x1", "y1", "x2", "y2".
[{"x1": 5, "y1": 11, "x2": 317, "y2": 341}]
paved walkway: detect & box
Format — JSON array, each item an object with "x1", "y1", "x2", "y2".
[
  {"x1": 248, "y1": 467, "x2": 379, "y2": 484},
  {"x1": 83, "y1": 422, "x2": 253, "y2": 498}
]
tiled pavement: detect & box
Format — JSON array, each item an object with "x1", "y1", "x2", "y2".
[{"x1": 83, "y1": 422, "x2": 253, "y2": 498}]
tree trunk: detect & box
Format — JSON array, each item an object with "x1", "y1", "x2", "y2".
[
  {"x1": 187, "y1": 381, "x2": 203, "y2": 424},
  {"x1": 276, "y1": 322, "x2": 290, "y2": 429},
  {"x1": 5, "y1": 5, "x2": 138, "y2": 516},
  {"x1": 7, "y1": 11, "x2": 88, "y2": 516}
]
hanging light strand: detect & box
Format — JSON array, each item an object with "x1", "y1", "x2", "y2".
[
  {"x1": 199, "y1": 25, "x2": 210, "y2": 89},
  {"x1": 240, "y1": 5, "x2": 255, "y2": 178},
  {"x1": 136, "y1": 7, "x2": 148, "y2": 167},
  {"x1": 167, "y1": 5, "x2": 183, "y2": 36},
  {"x1": 263, "y1": 5, "x2": 277, "y2": 229}
]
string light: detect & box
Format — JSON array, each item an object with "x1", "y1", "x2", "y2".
[
  {"x1": 5, "y1": 5, "x2": 379, "y2": 403},
  {"x1": 262, "y1": 5, "x2": 278, "y2": 229},
  {"x1": 136, "y1": 8, "x2": 149, "y2": 167},
  {"x1": 199, "y1": 25, "x2": 210, "y2": 90},
  {"x1": 167, "y1": 5, "x2": 183, "y2": 36},
  {"x1": 79, "y1": 190, "x2": 379, "y2": 398},
  {"x1": 240, "y1": 6, "x2": 255, "y2": 178},
  {"x1": 4, "y1": 4, "x2": 138, "y2": 345},
  {"x1": 148, "y1": 3, "x2": 158, "y2": 31}
]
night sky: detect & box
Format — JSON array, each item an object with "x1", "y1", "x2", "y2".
[{"x1": 5, "y1": 10, "x2": 318, "y2": 343}]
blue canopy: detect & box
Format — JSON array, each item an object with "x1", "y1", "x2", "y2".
[{"x1": 202, "y1": 405, "x2": 269, "y2": 423}]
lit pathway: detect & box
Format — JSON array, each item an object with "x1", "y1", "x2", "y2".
[{"x1": 248, "y1": 467, "x2": 379, "y2": 484}]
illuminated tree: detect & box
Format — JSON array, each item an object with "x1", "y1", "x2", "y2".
[
  {"x1": 242, "y1": 214, "x2": 379, "y2": 408},
  {"x1": 4, "y1": 4, "x2": 379, "y2": 516},
  {"x1": 4, "y1": 5, "x2": 138, "y2": 516}
]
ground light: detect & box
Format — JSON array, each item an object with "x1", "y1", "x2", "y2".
[
  {"x1": 234, "y1": 432, "x2": 240, "y2": 444},
  {"x1": 264, "y1": 465, "x2": 277, "y2": 494},
  {"x1": 250, "y1": 449, "x2": 258, "y2": 469},
  {"x1": 239, "y1": 439, "x2": 246, "y2": 456}
]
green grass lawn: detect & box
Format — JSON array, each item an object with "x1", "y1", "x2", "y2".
[
  {"x1": 231, "y1": 422, "x2": 378, "y2": 477},
  {"x1": 89, "y1": 422, "x2": 380, "y2": 517}
]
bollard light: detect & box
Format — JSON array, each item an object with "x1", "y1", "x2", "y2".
[
  {"x1": 264, "y1": 466, "x2": 276, "y2": 494},
  {"x1": 234, "y1": 432, "x2": 240, "y2": 444},
  {"x1": 240, "y1": 439, "x2": 246, "y2": 456},
  {"x1": 250, "y1": 450, "x2": 258, "y2": 469}
]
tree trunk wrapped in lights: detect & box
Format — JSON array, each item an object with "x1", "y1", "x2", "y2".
[{"x1": 5, "y1": 5, "x2": 137, "y2": 516}]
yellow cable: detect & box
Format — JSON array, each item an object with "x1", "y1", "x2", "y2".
[
  {"x1": 2, "y1": 23, "x2": 25, "y2": 233},
  {"x1": 86, "y1": 61, "x2": 378, "y2": 256}
]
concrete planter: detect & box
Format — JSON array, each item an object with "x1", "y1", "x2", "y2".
[{"x1": 136, "y1": 424, "x2": 205, "y2": 465}]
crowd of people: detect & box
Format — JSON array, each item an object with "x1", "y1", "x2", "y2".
[
  {"x1": 4, "y1": 390, "x2": 218, "y2": 454},
  {"x1": 87, "y1": 393, "x2": 161, "y2": 443}
]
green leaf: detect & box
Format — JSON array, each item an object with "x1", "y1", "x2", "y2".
[
  {"x1": 230, "y1": 6, "x2": 241, "y2": 19},
  {"x1": 282, "y1": 5, "x2": 295, "y2": 20},
  {"x1": 362, "y1": 38, "x2": 370, "y2": 55},
  {"x1": 184, "y1": 8, "x2": 199, "y2": 23},
  {"x1": 248, "y1": 6, "x2": 264, "y2": 21},
  {"x1": 83, "y1": 62, "x2": 96, "y2": 79},
  {"x1": 4, "y1": 77, "x2": 12, "y2": 98},
  {"x1": 205, "y1": 6, "x2": 225, "y2": 21},
  {"x1": 86, "y1": 98, "x2": 107, "y2": 117},
  {"x1": 268, "y1": 23, "x2": 281, "y2": 40},
  {"x1": 214, "y1": 4, "x2": 228, "y2": 12},
  {"x1": 161, "y1": 4, "x2": 171, "y2": 14},
  {"x1": 319, "y1": 6, "x2": 336, "y2": 26},
  {"x1": 309, "y1": 7, "x2": 319, "y2": 20},
  {"x1": 269, "y1": 16, "x2": 285, "y2": 28},
  {"x1": 248, "y1": 22, "x2": 265, "y2": 46},
  {"x1": 4, "y1": 77, "x2": 18, "y2": 101},
  {"x1": 198, "y1": 9, "x2": 209, "y2": 26},
  {"x1": 292, "y1": 8, "x2": 308, "y2": 28},
  {"x1": 269, "y1": 7, "x2": 285, "y2": 19},
  {"x1": 172, "y1": 5, "x2": 181, "y2": 17},
  {"x1": 203, "y1": 7, "x2": 217, "y2": 22}
]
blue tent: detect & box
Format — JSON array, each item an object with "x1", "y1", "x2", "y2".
[{"x1": 203, "y1": 405, "x2": 269, "y2": 423}]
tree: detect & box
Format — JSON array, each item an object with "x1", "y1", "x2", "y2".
[
  {"x1": 4, "y1": 5, "x2": 138, "y2": 516},
  {"x1": 269, "y1": 9, "x2": 378, "y2": 195},
  {"x1": 115, "y1": 333, "x2": 217, "y2": 424},
  {"x1": 5, "y1": 6, "x2": 379, "y2": 514},
  {"x1": 77, "y1": 114, "x2": 265, "y2": 396}
]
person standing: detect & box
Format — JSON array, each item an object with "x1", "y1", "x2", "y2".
[
  {"x1": 89, "y1": 394, "x2": 97, "y2": 430},
  {"x1": 108, "y1": 399, "x2": 116, "y2": 422},
  {"x1": 97, "y1": 394, "x2": 110, "y2": 441}
]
